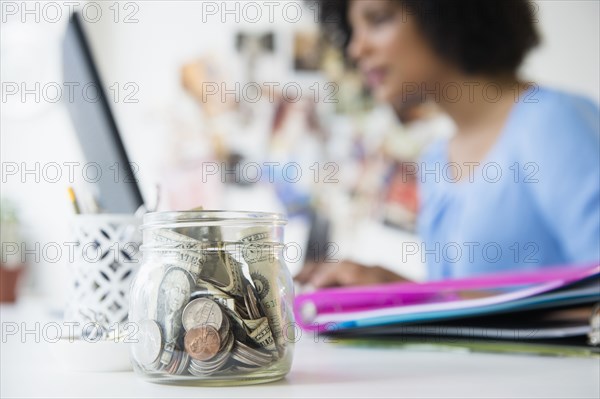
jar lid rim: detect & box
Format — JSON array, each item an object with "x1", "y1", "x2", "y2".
[{"x1": 142, "y1": 210, "x2": 287, "y2": 227}]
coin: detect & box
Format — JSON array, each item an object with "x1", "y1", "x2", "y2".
[
  {"x1": 176, "y1": 351, "x2": 191, "y2": 375},
  {"x1": 166, "y1": 350, "x2": 181, "y2": 375},
  {"x1": 132, "y1": 319, "x2": 163, "y2": 367},
  {"x1": 231, "y1": 340, "x2": 273, "y2": 367},
  {"x1": 245, "y1": 284, "x2": 261, "y2": 319},
  {"x1": 236, "y1": 303, "x2": 250, "y2": 320},
  {"x1": 165, "y1": 348, "x2": 190, "y2": 375},
  {"x1": 189, "y1": 359, "x2": 226, "y2": 376},
  {"x1": 187, "y1": 331, "x2": 233, "y2": 375},
  {"x1": 182, "y1": 298, "x2": 223, "y2": 331},
  {"x1": 184, "y1": 325, "x2": 221, "y2": 361},
  {"x1": 218, "y1": 312, "x2": 230, "y2": 339},
  {"x1": 188, "y1": 321, "x2": 233, "y2": 374}
]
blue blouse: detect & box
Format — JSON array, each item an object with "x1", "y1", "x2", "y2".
[{"x1": 418, "y1": 87, "x2": 600, "y2": 280}]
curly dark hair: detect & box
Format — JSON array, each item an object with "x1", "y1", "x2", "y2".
[{"x1": 317, "y1": 0, "x2": 540, "y2": 75}]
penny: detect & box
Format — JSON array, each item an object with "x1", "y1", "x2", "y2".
[
  {"x1": 188, "y1": 328, "x2": 235, "y2": 376},
  {"x1": 132, "y1": 319, "x2": 163, "y2": 367},
  {"x1": 166, "y1": 350, "x2": 181, "y2": 375},
  {"x1": 182, "y1": 298, "x2": 223, "y2": 331},
  {"x1": 184, "y1": 326, "x2": 221, "y2": 361}
]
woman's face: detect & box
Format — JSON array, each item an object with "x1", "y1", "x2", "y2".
[{"x1": 347, "y1": 0, "x2": 446, "y2": 103}]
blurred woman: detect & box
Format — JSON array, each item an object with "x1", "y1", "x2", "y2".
[{"x1": 297, "y1": 0, "x2": 600, "y2": 287}]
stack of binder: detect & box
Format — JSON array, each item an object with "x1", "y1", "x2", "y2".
[{"x1": 294, "y1": 264, "x2": 600, "y2": 356}]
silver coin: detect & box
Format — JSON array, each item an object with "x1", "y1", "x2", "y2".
[
  {"x1": 189, "y1": 363, "x2": 217, "y2": 376},
  {"x1": 188, "y1": 364, "x2": 203, "y2": 376},
  {"x1": 232, "y1": 364, "x2": 260, "y2": 372},
  {"x1": 218, "y1": 314, "x2": 231, "y2": 341},
  {"x1": 176, "y1": 351, "x2": 191, "y2": 375},
  {"x1": 132, "y1": 319, "x2": 163, "y2": 367},
  {"x1": 232, "y1": 340, "x2": 273, "y2": 366},
  {"x1": 231, "y1": 352, "x2": 260, "y2": 367},
  {"x1": 190, "y1": 360, "x2": 223, "y2": 375},
  {"x1": 182, "y1": 298, "x2": 224, "y2": 331},
  {"x1": 189, "y1": 358, "x2": 224, "y2": 375},
  {"x1": 235, "y1": 301, "x2": 250, "y2": 319},
  {"x1": 245, "y1": 284, "x2": 261, "y2": 319},
  {"x1": 231, "y1": 347, "x2": 262, "y2": 367},
  {"x1": 216, "y1": 331, "x2": 235, "y2": 358}
]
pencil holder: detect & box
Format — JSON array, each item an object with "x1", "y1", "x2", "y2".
[{"x1": 64, "y1": 214, "x2": 142, "y2": 338}]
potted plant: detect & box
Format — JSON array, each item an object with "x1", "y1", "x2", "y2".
[{"x1": 1, "y1": 198, "x2": 24, "y2": 302}]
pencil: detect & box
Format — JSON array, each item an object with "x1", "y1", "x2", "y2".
[{"x1": 68, "y1": 186, "x2": 81, "y2": 214}]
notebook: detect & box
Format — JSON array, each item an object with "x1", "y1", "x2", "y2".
[{"x1": 293, "y1": 263, "x2": 600, "y2": 339}]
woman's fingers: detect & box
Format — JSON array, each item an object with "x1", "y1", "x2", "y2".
[
  {"x1": 296, "y1": 260, "x2": 409, "y2": 288},
  {"x1": 311, "y1": 262, "x2": 367, "y2": 288},
  {"x1": 294, "y1": 261, "x2": 319, "y2": 284},
  {"x1": 310, "y1": 263, "x2": 346, "y2": 288},
  {"x1": 310, "y1": 263, "x2": 408, "y2": 288}
]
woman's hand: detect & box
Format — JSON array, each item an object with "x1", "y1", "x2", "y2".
[{"x1": 294, "y1": 260, "x2": 409, "y2": 288}]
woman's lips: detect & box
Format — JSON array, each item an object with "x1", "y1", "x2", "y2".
[{"x1": 364, "y1": 68, "x2": 387, "y2": 88}]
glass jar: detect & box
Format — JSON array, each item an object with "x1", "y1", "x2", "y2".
[{"x1": 129, "y1": 211, "x2": 295, "y2": 385}]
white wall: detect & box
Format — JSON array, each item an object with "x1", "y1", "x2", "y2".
[{"x1": 522, "y1": 0, "x2": 600, "y2": 104}]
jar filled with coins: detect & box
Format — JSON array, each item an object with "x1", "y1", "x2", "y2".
[{"x1": 129, "y1": 211, "x2": 295, "y2": 385}]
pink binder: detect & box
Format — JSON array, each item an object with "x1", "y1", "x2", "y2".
[{"x1": 294, "y1": 263, "x2": 600, "y2": 329}]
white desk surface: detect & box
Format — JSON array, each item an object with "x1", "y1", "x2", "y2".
[{"x1": 2, "y1": 297, "x2": 599, "y2": 399}]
